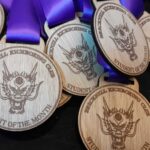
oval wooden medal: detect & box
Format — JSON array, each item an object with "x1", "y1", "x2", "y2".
[
  {"x1": 0, "y1": 46, "x2": 62, "y2": 131},
  {"x1": 0, "y1": 5, "x2": 4, "y2": 34},
  {"x1": 46, "y1": 18, "x2": 104, "y2": 96},
  {"x1": 79, "y1": 84, "x2": 150, "y2": 149},
  {"x1": 139, "y1": 16, "x2": 150, "y2": 61},
  {"x1": 0, "y1": 38, "x2": 72, "y2": 107},
  {"x1": 93, "y1": 2, "x2": 149, "y2": 76}
]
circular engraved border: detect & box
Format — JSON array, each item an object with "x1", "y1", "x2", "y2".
[
  {"x1": 46, "y1": 23, "x2": 90, "y2": 55},
  {"x1": 139, "y1": 15, "x2": 150, "y2": 62},
  {"x1": 139, "y1": 16, "x2": 150, "y2": 27},
  {"x1": 0, "y1": 5, "x2": 4, "y2": 34},
  {"x1": 0, "y1": 46, "x2": 62, "y2": 132},
  {"x1": 78, "y1": 84, "x2": 150, "y2": 150},
  {"x1": 58, "y1": 91, "x2": 72, "y2": 108},
  {"x1": 93, "y1": 2, "x2": 149, "y2": 76}
]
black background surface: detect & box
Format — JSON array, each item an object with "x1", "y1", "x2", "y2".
[{"x1": 0, "y1": 1, "x2": 150, "y2": 150}]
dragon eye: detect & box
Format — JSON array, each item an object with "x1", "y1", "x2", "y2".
[
  {"x1": 114, "y1": 29, "x2": 118, "y2": 35},
  {"x1": 119, "y1": 29, "x2": 125, "y2": 36},
  {"x1": 114, "y1": 113, "x2": 122, "y2": 121},
  {"x1": 76, "y1": 51, "x2": 83, "y2": 58},
  {"x1": 15, "y1": 77, "x2": 24, "y2": 86}
]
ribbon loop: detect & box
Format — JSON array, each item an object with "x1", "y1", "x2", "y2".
[
  {"x1": 0, "y1": 0, "x2": 13, "y2": 12},
  {"x1": 6, "y1": 0, "x2": 40, "y2": 44},
  {"x1": 40, "y1": 0, "x2": 75, "y2": 27}
]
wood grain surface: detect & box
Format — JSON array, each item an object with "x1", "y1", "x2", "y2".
[
  {"x1": 139, "y1": 15, "x2": 150, "y2": 61},
  {"x1": 93, "y1": 2, "x2": 149, "y2": 76},
  {"x1": 45, "y1": 18, "x2": 104, "y2": 96},
  {"x1": 58, "y1": 91, "x2": 72, "y2": 108},
  {"x1": 140, "y1": 11, "x2": 149, "y2": 19},
  {"x1": 79, "y1": 84, "x2": 150, "y2": 150},
  {"x1": 0, "y1": 46, "x2": 62, "y2": 131},
  {"x1": 0, "y1": 38, "x2": 72, "y2": 107}
]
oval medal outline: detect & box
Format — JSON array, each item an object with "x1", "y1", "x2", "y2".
[
  {"x1": 93, "y1": 2, "x2": 149, "y2": 76},
  {"x1": 78, "y1": 84, "x2": 150, "y2": 150},
  {"x1": 0, "y1": 5, "x2": 4, "y2": 34},
  {"x1": 46, "y1": 23, "x2": 104, "y2": 96},
  {"x1": 139, "y1": 15, "x2": 150, "y2": 61},
  {"x1": 0, "y1": 46, "x2": 62, "y2": 131}
]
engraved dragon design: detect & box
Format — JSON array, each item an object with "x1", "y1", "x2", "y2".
[
  {"x1": 59, "y1": 34, "x2": 97, "y2": 81},
  {"x1": 146, "y1": 36, "x2": 150, "y2": 43},
  {"x1": 0, "y1": 61, "x2": 43, "y2": 114},
  {"x1": 105, "y1": 15, "x2": 138, "y2": 61},
  {"x1": 97, "y1": 97, "x2": 140, "y2": 150}
]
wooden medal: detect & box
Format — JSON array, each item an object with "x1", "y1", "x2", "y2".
[
  {"x1": 0, "y1": 46, "x2": 62, "y2": 131},
  {"x1": 0, "y1": 5, "x2": 4, "y2": 34},
  {"x1": 92, "y1": 2, "x2": 149, "y2": 76},
  {"x1": 78, "y1": 79, "x2": 150, "y2": 150},
  {"x1": 139, "y1": 15, "x2": 150, "y2": 61},
  {"x1": 0, "y1": 38, "x2": 71, "y2": 107},
  {"x1": 45, "y1": 17, "x2": 104, "y2": 96},
  {"x1": 58, "y1": 91, "x2": 72, "y2": 108}
]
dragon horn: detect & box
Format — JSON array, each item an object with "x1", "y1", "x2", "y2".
[
  {"x1": 127, "y1": 101, "x2": 134, "y2": 115},
  {"x1": 105, "y1": 18, "x2": 115, "y2": 33},
  {"x1": 103, "y1": 97, "x2": 110, "y2": 114},
  {"x1": 3, "y1": 61, "x2": 11, "y2": 77},
  {"x1": 81, "y1": 33, "x2": 89, "y2": 49},
  {"x1": 59, "y1": 45, "x2": 71, "y2": 56},
  {"x1": 122, "y1": 15, "x2": 129, "y2": 30},
  {"x1": 81, "y1": 34, "x2": 85, "y2": 45},
  {"x1": 30, "y1": 62, "x2": 38, "y2": 77}
]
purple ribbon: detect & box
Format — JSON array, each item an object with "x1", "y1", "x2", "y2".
[
  {"x1": 74, "y1": 0, "x2": 144, "y2": 21},
  {"x1": 97, "y1": 53, "x2": 129, "y2": 83},
  {"x1": 6, "y1": 0, "x2": 41, "y2": 44},
  {"x1": 120, "y1": 0, "x2": 144, "y2": 19},
  {"x1": 0, "y1": 0, "x2": 13, "y2": 12},
  {"x1": 40, "y1": 0, "x2": 75, "y2": 27},
  {"x1": 32, "y1": 0, "x2": 47, "y2": 39},
  {"x1": 80, "y1": 0, "x2": 94, "y2": 22},
  {"x1": 73, "y1": 0, "x2": 83, "y2": 12}
]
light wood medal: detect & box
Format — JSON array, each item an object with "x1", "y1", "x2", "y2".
[
  {"x1": 0, "y1": 46, "x2": 62, "y2": 131},
  {"x1": 0, "y1": 38, "x2": 72, "y2": 107},
  {"x1": 45, "y1": 18, "x2": 104, "y2": 96},
  {"x1": 79, "y1": 75, "x2": 150, "y2": 150},
  {"x1": 92, "y1": 1, "x2": 149, "y2": 76}
]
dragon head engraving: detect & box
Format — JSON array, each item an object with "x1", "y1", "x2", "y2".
[
  {"x1": 0, "y1": 61, "x2": 43, "y2": 114},
  {"x1": 59, "y1": 34, "x2": 97, "y2": 81},
  {"x1": 105, "y1": 15, "x2": 138, "y2": 61},
  {"x1": 147, "y1": 36, "x2": 150, "y2": 43},
  {"x1": 97, "y1": 97, "x2": 140, "y2": 150}
]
